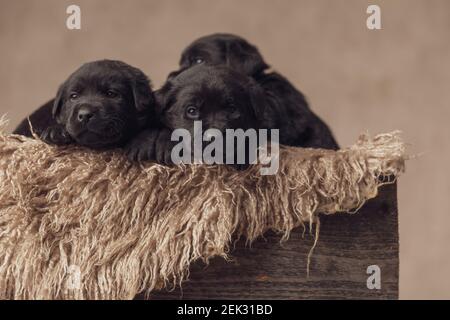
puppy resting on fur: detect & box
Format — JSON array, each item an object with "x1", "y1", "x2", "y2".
[
  {"x1": 14, "y1": 60, "x2": 155, "y2": 149},
  {"x1": 126, "y1": 64, "x2": 268, "y2": 166}
]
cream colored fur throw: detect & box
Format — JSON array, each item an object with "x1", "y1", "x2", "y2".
[{"x1": 0, "y1": 121, "x2": 406, "y2": 299}]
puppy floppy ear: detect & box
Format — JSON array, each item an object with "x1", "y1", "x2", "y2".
[
  {"x1": 225, "y1": 40, "x2": 269, "y2": 76},
  {"x1": 129, "y1": 70, "x2": 156, "y2": 128},
  {"x1": 154, "y1": 80, "x2": 175, "y2": 117},
  {"x1": 130, "y1": 73, "x2": 155, "y2": 113},
  {"x1": 52, "y1": 83, "x2": 67, "y2": 122}
]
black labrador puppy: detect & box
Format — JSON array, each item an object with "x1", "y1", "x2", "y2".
[
  {"x1": 13, "y1": 60, "x2": 156, "y2": 149},
  {"x1": 173, "y1": 33, "x2": 339, "y2": 150},
  {"x1": 126, "y1": 64, "x2": 267, "y2": 166}
]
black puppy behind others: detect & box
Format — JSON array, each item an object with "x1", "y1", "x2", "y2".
[
  {"x1": 175, "y1": 33, "x2": 339, "y2": 150},
  {"x1": 126, "y1": 64, "x2": 270, "y2": 167},
  {"x1": 14, "y1": 60, "x2": 156, "y2": 149}
]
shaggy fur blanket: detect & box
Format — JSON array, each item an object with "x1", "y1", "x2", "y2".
[{"x1": 0, "y1": 120, "x2": 406, "y2": 299}]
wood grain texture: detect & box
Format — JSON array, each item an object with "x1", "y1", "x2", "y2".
[{"x1": 141, "y1": 183, "x2": 398, "y2": 300}]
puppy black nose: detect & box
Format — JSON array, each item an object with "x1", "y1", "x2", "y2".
[{"x1": 77, "y1": 106, "x2": 95, "y2": 123}]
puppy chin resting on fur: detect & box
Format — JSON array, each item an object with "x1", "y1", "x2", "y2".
[
  {"x1": 125, "y1": 64, "x2": 268, "y2": 168},
  {"x1": 14, "y1": 59, "x2": 156, "y2": 150}
]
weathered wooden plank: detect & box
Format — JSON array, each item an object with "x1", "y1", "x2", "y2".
[{"x1": 143, "y1": 183, "x2": 398, "y2": 300}]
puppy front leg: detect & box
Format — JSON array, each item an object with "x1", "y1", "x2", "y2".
[{"x1": 40, "y1": 124, "x2": 73, "y2": 146}]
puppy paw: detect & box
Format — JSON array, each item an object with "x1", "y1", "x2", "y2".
[
  {"x1": 126, "y1": 130, "x2": 156, "y2": 162},
  {"x1": 154, "y1": 129, "x2": 175, "y2": 165},
  {"x1": 40, "y1": 125, "x2": 73, "y2": 145},
  {"x1": 126, "y1": 128, "x2": 176, "y2": 165}
]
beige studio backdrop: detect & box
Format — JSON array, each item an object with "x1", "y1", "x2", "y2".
[{"x1": 0, "y1": 0, "x2": 449, "y2": 299}]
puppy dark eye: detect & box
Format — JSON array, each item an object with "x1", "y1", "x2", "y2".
[
  {"x1": 193, "y1": 57, "x2": 204, "y2": 65},
  {"x1": 106, "y1": 90, "x2": 119, "y2": 98},
  {"x1": 70, "y1": 93, "x2": 79, "y2": 100},
  {"x1": 185, "y1": 105, "x2": 199, "y2": 119}
]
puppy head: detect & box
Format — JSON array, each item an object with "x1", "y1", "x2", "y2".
[
  {"x1": 178, "y1": 33, "x2": 269, "y2": 77},
  {"x1": 53, "y1": 60, "x2": 155, "y2": 148},
  {"x1": 157, "y1": 65, "x2": 266, "y2": 136}
]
